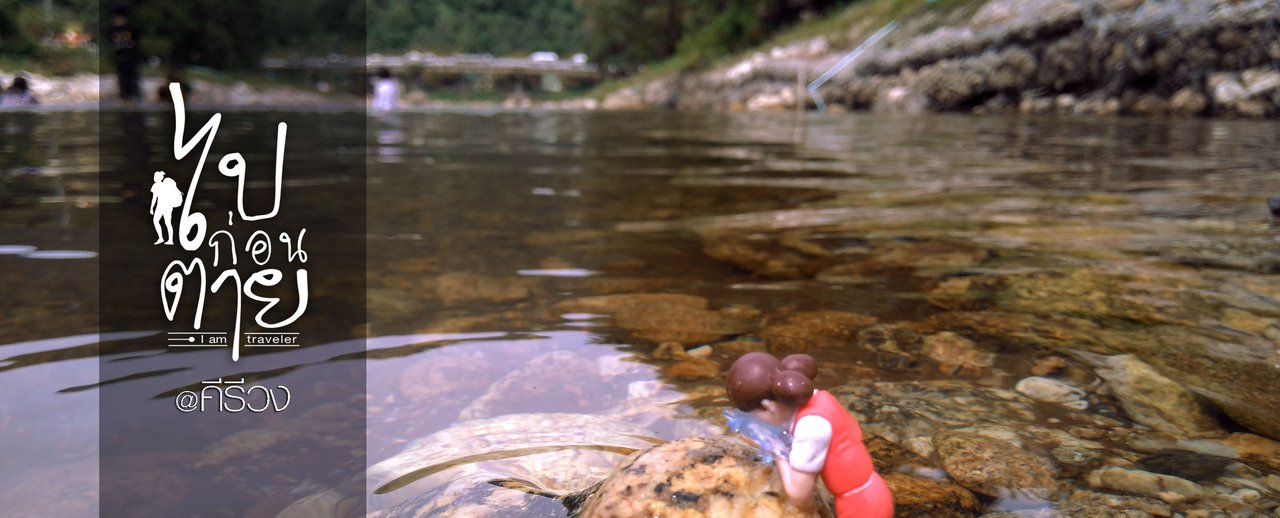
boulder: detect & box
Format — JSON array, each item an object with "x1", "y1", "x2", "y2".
[
  {"x1": 934, "y1": 430, "x2": 1059, "y2": 498},
  {"x1": 1078, "y1": 352, "x2": 1221, "y2": 436},
  {"x1": 569, "y1": 437, "x2": 832, "y2": 517}
]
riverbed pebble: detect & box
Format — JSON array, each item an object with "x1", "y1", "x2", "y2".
[
  {"x1": 1085, "y1": 467, "x2": 1215, "y2": 503},
  {"x1": 1015, "y1": 376, "x2": 1087, "y2": 409}
]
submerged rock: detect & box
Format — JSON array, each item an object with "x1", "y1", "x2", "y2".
[
  {"x1": 860, "y1": 434, "x2": 983, "y2": 517},
  {"x1": 1014, "y1": 376, "x2": 1087, "y2": 410},
  {"x1": 925, "y1": 263, "x2": 1280, "y2": 441},
  {"x1": 651, "y1": 342, "x2": 690, "y2": 360},
  {"x1": 857, "y1": 323, "x2": 925, "y2": 371},
  {"x1": 553, "y1": 294, "x2": 758, "y2": 345},
  {"x1": 1084, "y1": 467, "x2": 1215, "y2": 504},
  {"x1": 701, "y1": 233, "x2": 812, "y2": 279},
  {"x1": 665, "y1": 357, "x2": 722, "y2": 380},
  {"x1": 399, "y1": 348, "x2": 494, "y2": 404},
  {"x1": 1057, "y1": 490, "x2": 1172, "y2": 517},
  {"x1": 569, "y1": 437, "x2": 832, "y2": 518},
  {"x1": 760, "y1": 310, "x2": 878, "y2": 352},
  {"x1": 862, "y1": 239, "x2": 990, "y2": 274},
  {"x1": 883, "y1": 473, "x2": 982, "y2": 518},
  {"x1": 934, "y1": 430, "x2": 1060, "y2": 498},
  {"x1": 1135, "y1": 450, "x2": 1233, "y2": 483},
  {"x1": 433, "y1": 272, "x2": 532, "y2": 305},
  {"x1": 614, "y1": 303, "x2": 758, "y2": 345},
  {"x1": 922, "y1": 332, "x2": 994, "y2": 375},
  {"x1": 1029, "y1": 356, "x2": 1070, "y2": 377},
  {"x1": 458, "y1": 350, "x2": 610, "y2": 420},
  {"x1": 835, "y1": 380, "x2": 1040, "y2": 459},
  {"x1": 1222, "y1": 432, "x2": 1280, "y2": 472},
  {"x1": 1074, "y1": 352, "x2": 1221, "y2": 436},
  {"x1": 552, "y1": 294, "x2": 708, "y2": 315}
]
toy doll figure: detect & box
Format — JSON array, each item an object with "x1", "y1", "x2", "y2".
[{"x1": 727, "y1": 352, "x2": 893, "y2": 518}]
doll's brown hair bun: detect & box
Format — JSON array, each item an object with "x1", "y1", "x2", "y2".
[
  {"x1": 780, "y1": 353, "x2": 817, "y2": 382},
  {"x1": 727, "y1": 352, "x2": 780, "y2": 411},
  {"x1": 772, "y1": 369, "x2": 814, "y2": 407}
]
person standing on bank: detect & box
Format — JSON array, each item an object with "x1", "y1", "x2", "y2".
[
  {"x1": 371, "y1": 67, "x2": 400, "y2": 112},
  {"x1": 107, "y1": 6, "x2": 142, "y2": 103},
  {"x1": 727, "y1": 352, "x2": 894, "y2": 518}
]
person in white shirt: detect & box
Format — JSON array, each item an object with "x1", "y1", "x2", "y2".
[{"x1": 371, "y1": 68, "x2": 399, "y2": 112}]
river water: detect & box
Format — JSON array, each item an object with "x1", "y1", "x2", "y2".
[{"x1": 1, "y1": 109, "x2": 1278, "y2": 516}]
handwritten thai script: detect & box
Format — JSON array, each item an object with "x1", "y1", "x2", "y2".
[{"x1": 159, "y1": 83, "x2": 309, "y2": 361}]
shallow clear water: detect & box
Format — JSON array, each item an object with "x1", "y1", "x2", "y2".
[{"x1": 2, "y1": 109, "x2": 1279, "y2": 515}]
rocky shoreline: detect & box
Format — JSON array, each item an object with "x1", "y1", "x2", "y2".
[{"x1": 602, "y1": 0, "x2": 1280, "y2": 117}]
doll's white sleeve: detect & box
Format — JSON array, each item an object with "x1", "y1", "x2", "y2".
[{"x1": 788, "y1": 415, "x2": 832, "y2": 473}]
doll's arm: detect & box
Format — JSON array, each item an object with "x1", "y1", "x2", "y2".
[
  {"x1": 777, "y1": 456, "x2": 819, "y2": 511},
  {"x1": 778, "y1": 415, "x2": 832, "y2": 511}
]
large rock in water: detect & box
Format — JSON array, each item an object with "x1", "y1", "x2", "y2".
[
  {"x1": 1073, "y1": 352, "x2": 1221, "y2": 435},
  {"x1": 571, "y1": 435, "x2": 983, "y2": 518},
  {"x1": 569, "y1": 437, "x2": 833, "y2": 518},
  {"x1": 933, "y1": 430, "x2": 1059, "y2": 498}
]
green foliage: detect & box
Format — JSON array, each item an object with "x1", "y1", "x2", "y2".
[
  {"x1": 1, "y1": 0, "x2": 94, "y2": 55},
  {"x1": 0, "y1": 0, "x2": 96, "y2": 75},
  {"x1": 581, "y1": 0, "x2": 854, "y2": 71},
  {"x1": 581, "y1": 0, "x2": 683, "y2": 71},
  {"x1": 367, "y1": 0, "x2": 585, "y2": 56},
  {"x1": 117, "y1": 0, "x2": 365, "y2": 70}
]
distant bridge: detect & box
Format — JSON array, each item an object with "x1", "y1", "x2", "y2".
[{"x1": 260, "y1": 52, "x2": 600, "y2": 78}]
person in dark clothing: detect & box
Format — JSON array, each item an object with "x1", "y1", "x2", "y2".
[
  {"x1": 107, "y1": 6, "x2": 142, "y2": 102},
  {"x1": 0, "y1": 76, "x2": 39, "y2": 107}
]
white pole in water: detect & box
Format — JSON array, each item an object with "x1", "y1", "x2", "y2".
[{"x1": 807, "y1": 21, "x2": 898, "y2": 112}]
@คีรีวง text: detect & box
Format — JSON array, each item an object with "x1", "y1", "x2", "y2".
[{"x1": 174, "y1": 378, "x2": 291, "y2": 413}]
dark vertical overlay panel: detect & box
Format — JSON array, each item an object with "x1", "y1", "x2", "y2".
[{"x1": 99, "y1": 2, "x2": 367, "y2": 515}]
